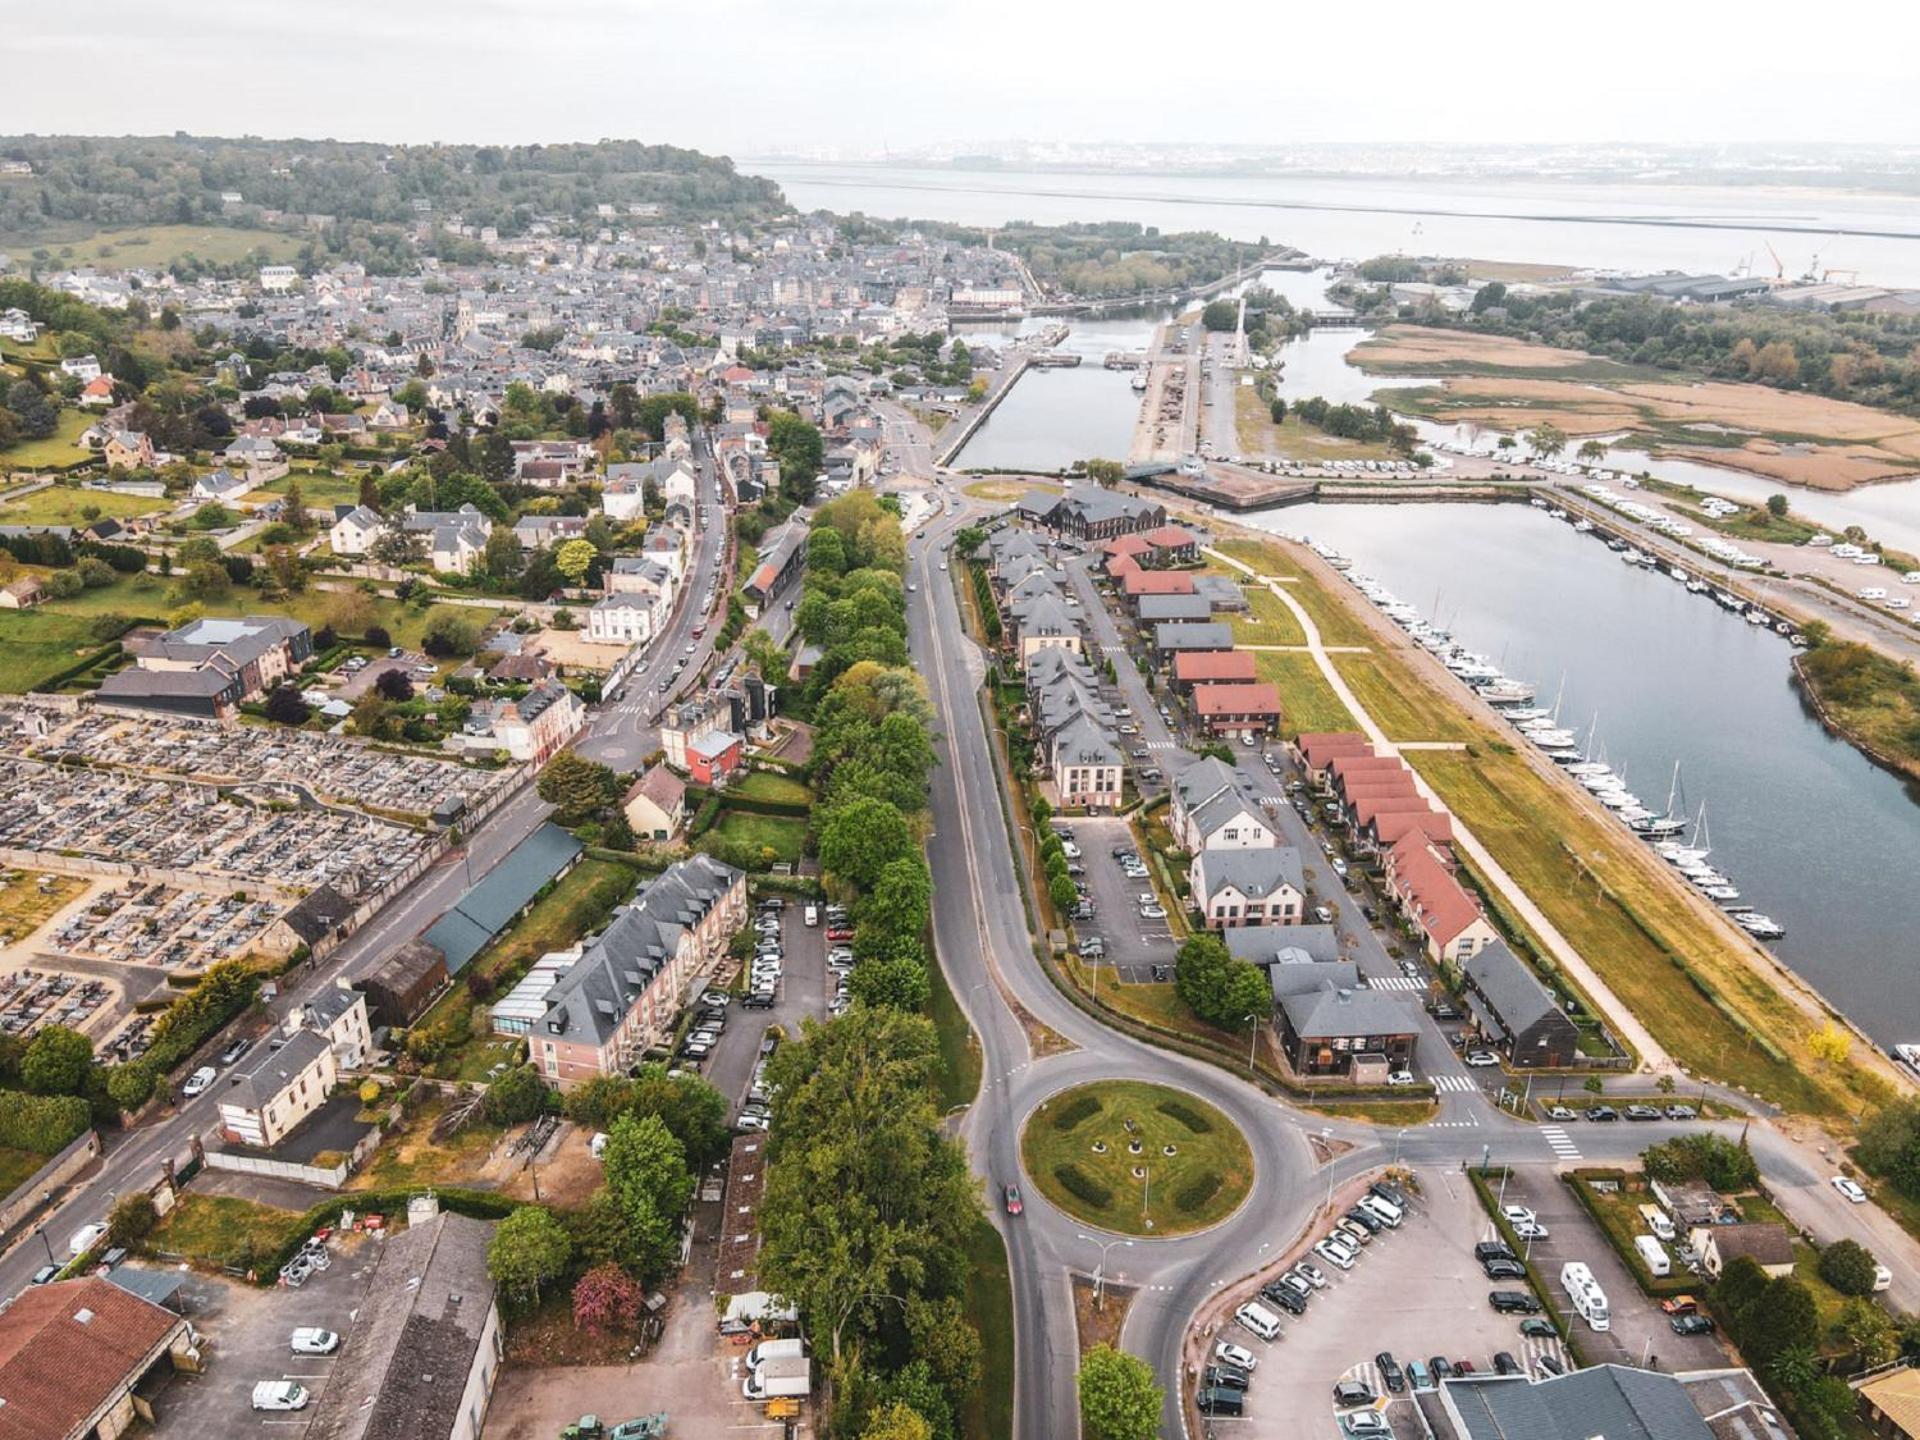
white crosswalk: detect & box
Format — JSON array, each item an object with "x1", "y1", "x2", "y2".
[
  {"x1": 1367, "y1": 975, "x2": 1425, "y2": 992},
  {"x1": 1431, "y1": 1073, "x2": 1478, "y2": 1094},
  {"x1": 1539, "y1": 1125, "x2": 1583, "y2": 1161},
  {"x1": 1430, "y1": 1117, "x2": 1481, "y2": 1129}
]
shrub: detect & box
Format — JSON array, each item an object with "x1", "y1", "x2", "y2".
[
  {"x1": 1052, "y1": 1093, "x2": 1102, "y2": 1132},
  {"x1": 0, "y1": 1091, "x2": 89, "y2": 1154},
  {"x1": 109, "y1": 1192, "x2": 159, "y2": 1247},
  {"x1": 1173, "y1": 1171, "x2": 1222, "y2": 1212},
  {"x1": 1156, "y1": 1100, "x2": 1213, "y2": 1135},
  {"x1": 1054, "y1": 1163, "x2": 1113, "y2": 1210},
  {"x1": 1817, "y1": 1237, "x2": 1880, "y2": 1297}
]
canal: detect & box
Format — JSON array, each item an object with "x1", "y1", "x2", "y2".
[
  {"x1": 1247, "y1": 499, "x2": 1920, "y2": 1049},
  {"x1": 952, "y1": 314, "x2": 1161, "y2": 472}
]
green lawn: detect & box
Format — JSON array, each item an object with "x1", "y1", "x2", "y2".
[
  {"x1": 706, "y1": 810, "x2": 808, "y2": 865},
  {"x1": 1020, "y1": 1080, "x2": 1252, "y2": 1237},
  {"x1": 1, "y1": 411, "x2": 98, "y2": 472},
  {"x1": 960, "y1": 1217, "x2": 1014, "y2": 1440},
  {"x1": 0, "y1": 607, "x2": 126, "y2": 692},
  {"x1": 1333, "y1": 651, "x2": 1479, "y2": 743},
  {"x1": 7, "y1": 224, "x2": 304, "y2": 270},
  {"x1": 149, "y1": 1193, "x2": 304, "y2": 1270},
  {"x1": 1252, "y1": 650, "x2": 1357, "y2": 736},
  {"x1": 1209, "y1": 537, "x2": 1373, "y2": 645},
  {"x1": 1229, "y1": 584, "x2": 1307, "y2": 645},
  {"x1": 929, "y1": 944, "x2": 982, "y2": 1112},
  {"x1": 253, "y1": 467, "x2": 365, "y2": 509},
  {"x1": 727, "y1": 770, "x2": 813, "y2": 808},
  {"x1": 0, "y1": 481, "x2": 171, "y2": 525}
]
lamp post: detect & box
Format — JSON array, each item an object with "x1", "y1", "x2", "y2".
[
  {"x1": 1392, "y1": 1127, "x2": 1408, "y2": 1167},
  {"x1": 1243, "y1": 1014, "x2": 1259, "y2": 1074},
  {"x1": 1078, "y1": 1233, "x2": 1134, "y2": 1310}
]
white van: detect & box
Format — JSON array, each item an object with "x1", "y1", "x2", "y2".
[
  {"x1": 1637, "y1": 1204, "x2": 1675, "y2": 1242},
  {"x1": 1358, "y1": 1194, "x2": 1403, "y2": 1228},
  {"x1": 1561, "y1": 1261, "x2": 1611, "y2": 1332},
  {"x1": 1633, "y1": 1234, "x2": 1671, "y2": 1278},
  {"x1": 745, "y1": 1337, "x2": 807, "y2": 1369},
  {"x1": 804, "y1": 905, "x2": 819, "y2": 927},
  {"x1": 1234, "y1": 1300, "x2": 1283, "y2": 1341},
  {"x1": 252, "y1": 1381, "x2": 310, "y2": 1412}
]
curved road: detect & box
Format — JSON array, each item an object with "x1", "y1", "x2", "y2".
[{"x1": 901, "y1": 485, "x2": 1920, "y2": 1438}]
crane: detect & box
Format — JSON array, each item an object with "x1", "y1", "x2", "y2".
[{"x1": 1763, "y1": 242, "x2": 1786, "y2": 283}]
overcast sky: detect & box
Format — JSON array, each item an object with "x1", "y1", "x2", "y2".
[{"x1": 10, "y1": 1, "x2": 1919, "y2": 158}]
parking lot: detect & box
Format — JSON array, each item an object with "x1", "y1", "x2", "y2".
[
  {"x1": 1490, "y1": 1168, "x2": 1727, "y2": 1374},
  {"x1": 1193, "y1": 1171, "x2": 1568, "y2": 1439},
  {"x1": 1066, "y1": 816, "x2": 1178, "y2": 983},
  {"x1": 700, "y1": 895, "x2": 826, "y2": 1123},
  {"x1": 144, "y1": 1234, "x2": 379, "y2": 1436}
]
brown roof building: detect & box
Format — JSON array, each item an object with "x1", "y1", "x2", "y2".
[
  {"x1": 0, "y1": 1276, "x2": 190, "y2": 1440},
  {"x1": 1172, "y1": 650, "x2": 1259, "y2": 689},
  {"x1": 1192, "y1": 682, "x2": 1284, "y2": 736}
]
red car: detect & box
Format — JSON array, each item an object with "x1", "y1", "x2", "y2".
[
  {"x1": 1003, "y1": 1185, "x2": 1023, "y2": 1216},
  {"x1": 826, "y1": 927, "x2": 855, "y2": 943}
]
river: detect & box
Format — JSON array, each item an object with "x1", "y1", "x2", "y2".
[
  {"x1": 750, "y1": 161, "x2": 1920, "y2": 288},
  {"x1": 1244, "y1": 500, "x2": 1920, "y2": 1050}
]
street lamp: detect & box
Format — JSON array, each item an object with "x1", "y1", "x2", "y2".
[
  {"x1": 1243, "y1": 1014, "x2": 1260, "y2": 1073},
  {"x1": 1078, "y1": 1233, "x2": 1134, "y2": 1310},
  {"x1": 1392, "y1": 1127, "x2": 1408, "y2": 1167}
]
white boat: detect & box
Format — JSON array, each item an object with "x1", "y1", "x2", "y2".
[
  {"x1": 1893, "y1": 1043, "x2": 1920, "y2": 1074},
  {"x1": 1667, "y1": 566, "x2": 1688, "y2": 582},
  {"x1": 1686, "y1": 579, "x2": 1710, "y2": 595},
  {"x1": 1573, "y1": 518, "x2": 1594, "y2": 533},
  {"x1": 1527, "y1": 729, "x2": 1578, "y2": 748},
  {"x1": 1734, "y1": 913, "x2": 1785, "y2": 939},
  {"x1": 1476, "y1": 679, "x2": 1537, "y2": 705},
  {"x1": 1504, "y1": 707, "x2": 1551, "y2": 723},
  {"x1": 1702, "y1": 884, "x2": 1741, "y2": 902},
  {"x1": 1565, "y1": 762, "x2": 1612, "y2": 778}
]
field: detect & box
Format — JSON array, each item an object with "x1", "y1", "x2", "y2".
[
  {"x1": 0, "y1": 607, "x2": 124, "y2": 692},
  {"x1": 1233, "y1": 386, "x2": 1400, "y2": 462},
  {"x1": 0, "y1": 869, "x2": 88, "y2": 945},
  {"x1": 1208, "y1": 538, "x2": 1373, "y2": 645},
  {"x1": 1252, "y1": 650, "x2": 1356, "y2": 736},
  {"x1": 727, "y1": 770, "x2": 813, "y2": 807},
  {"x1": 251, "y1": 467, "x2": 365, "y2": 510},
  {"x1": 0, "y1": 480, "x2": 172, "y2": 525},
  {"x1": 1, "y1": 411, "x2": 99, "y2": 473},
  {"x1": 1227, "y1": 580, "x2": 1308, "y2": 645},
  {"x1": 4, "y1": 224, "x2": 304, "y2": 270},
  {"x1": 149, "y1": 1193, "x2": 303, "y2": 1270},
  {"x1": 1019, "y1": 1080, "x2": 1253, "y2": 1237},
  {"x1": 1333, "y1": 651, "x2": 1479, "y2": 743},
  {"x1": 704, "y1": 810, "x2": 807, "y2": 866},
  {"x1": 1353, "y1": 325, "x2": 1920, "y2": 491}
]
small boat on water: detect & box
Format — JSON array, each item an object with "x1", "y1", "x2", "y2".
[
  {"x1": 1745, "y1": 610, "x2": 1770, "y2": 625},
  {"x1": 1894, "y1": 1043, "x2": 1920, "y2": 1075},
  {"x1": 1686, "y1": 579, "x2": 1711, "y2": 595},
  {"x1": 1734, "y1": 913, "x2": 1786, "y2": 939},
  {"x1": 1504, "y1": 707, "x2": 1551, "y2": 723},
  {"x1": 1573, "y1": 519, "x2": 1594, "y2": 533},
  {"x1": 1476, "y1": 679, "x2": 1537, "y2": 705},
  {"x1": 1702, "y1": 884, "x2": 1741, "y2": 902}
]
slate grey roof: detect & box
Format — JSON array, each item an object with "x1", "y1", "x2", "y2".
[
  {"x1": 1226, "y1": 923, "x2": 1343, "y2": 967},
  {"x1": 540, "y1": 855, "x2": 741, "y2": 1045},
  {"x1": 1444, "y1": 1365, "x2": 1720, "y2": 1440},
  {"x1": 1190, "y1": 786, "x2": 1267, "y2": 843},
  {"x1": 303, "y1": 1212, "x2": 498, "y2": 1440},
  {"x1": 1051, "y1": 715, "x2": 1121, "y2": 769},
  {"x1": 1191, "y1": 847, "x2": 1304, "y2": 903},
  {"x1": 1137, "y1": 594, "x2": 1214, "y2": 623},
  {"x1": 1193, "y1": 574, "x2": 1247, "y2": 610},
  {"x1": 1153, "y1": 622, "x2": 1233, "y2": 652},
  {"x1": 1273, "y1": 972, "x2": 1415, "y2": 1040},
  {"x1": 1013, "y1": 592, "x2": 1078, "y2": 638},
  {"x1": 1463, "y1": 941, "x2": 1559, "y2": 1039},
  {"x1": 227, "y1": 1027, "x2": 331, "y2": 1110},
  {"x1": 1172, "y1": 755, "x2": 1240, "y2": 813}
]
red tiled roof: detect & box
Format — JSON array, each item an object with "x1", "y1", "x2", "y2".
[
  {"x1": 1104, "y1": 553, "x2": 1143, "y2": 579},
  {"x1": 1349, "y1": 792, "x2": 1432, "y2": 825},
  {"x1": 1100, "y1": 535, "x2": 1153, "y2": 557},
  {"x1": 1142, "y1": 525, "x2": 1197, "y2": 549},
  {"x1": 0, "y1": 1277, "x2": 183, "y2": 1440},
  {"x1": 1173, "y1": 651, "x2": 1258, "y2": 683},
  {"x1": 1296, "y1": 732, "x2": 1371, "y2": 767},
  {"x1": 1122, "y1": 570, "x2": 1198, "y2": 597},
  {"x1": 1388, "y1": 836, "x2": 1483, "y2": 947},
  {"x1": 1330, "y1": 754, "x2": 1406, "y2": 784},
  {"x1": 1192, "y1": 682, "x2": 1283, "y2": 717},
  {"x1": 1373, "y1": 809, "x2": 1454, "y2": 847},
  {"x1": 1342, "y1": 778, "x2": 1422, "y2": 806}
]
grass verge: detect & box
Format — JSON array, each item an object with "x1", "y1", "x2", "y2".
[
  {"x1": 149, "y1": 1193, "x2": 303, "y2": 1271},
  {"x1": 961, "y1": 1216, "x2": 1014, "y2": 1440},
  {"x1": 929, "y1": 941, "x2": 983, "y2": 1111},
  {"x1": 1333, "y1": 651, "x2": 1478, "y2": 743}
]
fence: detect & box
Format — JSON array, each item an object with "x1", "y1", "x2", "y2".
[
  {"x1": 0, "y1": 1129, "x2": 102, "y2": 1238},
  {"x1": 203, "y1": 1124, "x2": 382, "y2": 1191}
]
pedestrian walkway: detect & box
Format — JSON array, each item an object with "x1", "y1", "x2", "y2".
[
  {"x1": 1368, "y1": 975, "x2": 1425, "y2": 992},
  {"x1": 1203, "y1": 543, "x2": 1671, "y2": 1073},
  {"x1": 1431, "y1": 1074, "x2": 1478, "y2": 1094},
  {"x1": 1539, "y1": 1125, "x2": 1583, "y2": 1161}
]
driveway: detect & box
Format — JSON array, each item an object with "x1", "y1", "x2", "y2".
[{"x1": 146, "y1": 1236, "x2": 379, "y2": 1436}]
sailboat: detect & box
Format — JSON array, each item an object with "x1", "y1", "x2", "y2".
[{"x1": 1642, "y1": 761, "x2": 1688, "y2": 838}]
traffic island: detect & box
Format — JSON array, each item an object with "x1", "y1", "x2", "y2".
[{"x1": 1020, "y1": 1080, "x2": 1252, "y2": 1237}]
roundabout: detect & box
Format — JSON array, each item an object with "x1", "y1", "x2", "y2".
[{"x1": 1018, "y1": 1079, "x2": 1254, "y2": 1237}]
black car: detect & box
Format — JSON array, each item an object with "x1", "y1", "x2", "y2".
[
  {"x1": 1493, "y1": 1351, "x2": 1523, "y2": 1376},
  {"x1": 1482, "y1": 1258, "x2": 1527, "y2": 1280},
  {"x1": 1537, "y1": 1354, "x2": 1566, "y2": 1377},
  {"x1": 1333, "y1": 1380, "x2": 1377, "y2": 1408},
  {"x1": 1204, "y1": 1364, "x2": 1251, "y2": 1392},
  {"x1": 1261, "y1": 1282, "x2": 1308, "y2": 1316},
  {"x1": 1518, "y1": 1317, "x2": 1558, "y2": 1338},
  {"x1": 1197, "y1": 1387, "x2": 1244, "y2": 1417},
  {"x1": 1344, "y1": 1206, "x2": 1384, "y2": 1234},
  {"x1": 1586, "y1": 1105, "x2": 1620, "y2": 1122},
  {"x1": 1369, "y1": 1181, "x2": 1408, "y2": 1209},
  {"x1": 1670, "y1": 1313, "x2": 1716, "y2": 1336},
  {"x1": 1624, "y1": 1104, "x2": 1662, "y2": 1121},
  {"x1": 1474, "y1": 1240, "x2": 1517, "y2": 1264},
  {"x1": 1375, "y1": 1353, "x2": 1405, "y2": 1394},
  {"x1": 1429, "y1": 1356, "x2": 1454, "y2": 1381},
  {"x1": 1489, "y1": 1290, "x2": 1543, "y2": 1315}
]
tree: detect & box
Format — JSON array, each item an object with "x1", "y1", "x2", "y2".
[
  {"x1": 571, "y1": 1262, "x2": 645, "y2": 1335},
  {"x1": 1807, "y1": 1021, "x2": 1851, "y2": 1067},
  {"x1": 1743, "y1": 1275, "x2": 1820, "y2": 1366},
  {"x1": 486, "y1": 1205, "x2": 573, "y2": 1311},
  {"x1": 767, "y1": 410, "x2": 824, "y2": 503},
  {"x1": 1083, "y1": 458, "x2": 1125, "y2": 485},
  {"x1": 536, "y1": 751, "x2": 621, "y2": 824},
  {"x1": 370, "y1": 527, "x2": 426, "y2": 568},
  {"x1": 1818, "y1": 1237, "x2": 1880, "y2": 1297},
  {"x1": 554, "y1": 538, "x2": 597, "y2": 584},
  {"x1": 179, "y1": 560, "x2": 230, "y2": 600},
  {"x1": 1201, "y1": 299, "x2": 1238, "y2": 332},
  {"x1": 1172, "y1": 934, "x2": 1270, "y2": 1029},
  {"x1": 1577, "y1": 439, "x2": 1607, "y2": 464},
  {"x1": 602, "y1": 1111, "x2": 695, "y2": 1281},
  {"x1": 1077, "y1": 1344, "x2": 1162, "y2": 1440},
  {"x1": 106, "y1": 1060, "x2": 156, "y2": 1111},
  {"x1": 482, "y1": 1064, "x2": 551, "y2": 1125},
  {"x1": 817, "y1": 796, "x2": 916, "y2": 892},
  {"x1": 849, "y1": 954, "x2": 931, "y2": 1011},
  {"x1": 282, "y1": 478, "x2": 312, "y2": 536},
  {"x1": 1838, "y1": 1296, "x2": 1898, "y2": 1367},
  {"x1": 108, "y1": 1191, "x2": 158, "y2": 1247},
  {"x1": 1529, "y1": 424, "x2": 1568, "y2": 461},
  {"x1": 263, "y1": 685, "x2": 311, "y2": 726},
  {"x1": 861, "y1": 1404, "x2": 932, "y2": 1440},
  {"x1": 861, "y1": 856, "x2": 933, "y2": 942},
  {"x1": 374, "y1": 668, "x2": 415, "y2": 702},
  {"x1": 905, "y1": 1294, "x2": 983, "y2": 1408},
  {"x1": 422, "y1": 612, "x2": 481, "y2": 657},
  {"x1": 1766, "y1": 493, "x2": 1790, "y2": 519},
  {"x1": 953, "y1": 525, "x2": 986, "y2": 557},
  {"x1": 21, "y1": 1025, "x2": 92, "y2": 1096},
  {"x1": 1048, "y1": 873, "x2": 1078, "y2": 913}
]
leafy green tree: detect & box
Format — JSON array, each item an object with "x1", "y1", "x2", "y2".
[
  {"x1": 767, "y1": 410, "x2": 824, "y2": 503},
  {"x1": 860, "y1": 856, "x2": 932, "y2": 941},
  {"x1": 554, "y1": 538, "x2": 597, "y2": 584},
  {"x1": 1173, "y1": 934, "x2": 1270, "y2": 1029},
  {"x1": 1083, "y1": 458, "x2": 1124, "y2": 485},
  {"x1": 21, "y1": 1025, "x2": 92, "y2": 1096},
  {"x1": 1077, "y1": 1344, "x2": 1162, "y2": 1440},
  {"x1": 1201, "y1": 299, "x2": 1238, "y2": 332},
  {"x1": 849, "y1": 955, "x2": 931, "y2": 1011},
  {"x1": 482, "y1": 1064, "x2": 551, "y2": 1125},
  {"x1": 1529, "y1": 423, "x2": 1568, "y2": 461},
  {"x1": 1818, "y1": 1238, "x2": 1880, "y2": 1297},
  {"x1": 106, "y1": 1060, "x2": 156, "y2": 1111},
  {"x1": 861, "y1": 1404, "x2": 932, "y2": 1440},
  {"x1": 625, "y1": 1063, "x2": 732, "y2": 1169},
  {"x1": 602, "y1": 1111, "x2": 694, "y2": 1282},
  {"x1": 1838, "y1": 1297, "x2": 1898, "y2": 1367},
  {"x1": 1049, "y1": 873, "x2": 1078, "y2": 913},
  {"x1": 536, "y1": 751, "x2": 621, "y2": 824},
  {"x1": 486, "y1": 1205, "x2": 573, "y2": 1310},
  {"x1": 1743, "y1": 1275, "x2": 1820, "y2": 1367},
  {"x1": 905, "y1": 1294, "x2": 983, "y2": 1410},
  {"x1": 108, "y1": 1191, "x2": 159, "y2": 1247},
  {"x1": 1766, "y1": 493, "x2": 1790, "y2": 519},
  {"x1": 952, "y1": 525, "x2": 986, "y2": 557},
  {"x1": 817, "y1": 796, "x2": 916, "y2": 892},
  {"x1": 370, "y1": 527, "x2": 426, "y2": 567}
]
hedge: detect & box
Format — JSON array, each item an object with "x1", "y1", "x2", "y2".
[
  {"x1": 1053, "y1": 1163, "x2": 1113, "y2": 1210},
  {"x1": 715, "y1": 792, "x2": 812, "y2": 820},
  {"x1": 1157, "y1": 1099, "x2": 1214, "y2": 1135},
  {"x1": 141, "y1": 960, "x2": 261, "y2": 1076},
  {"x1": 255, "y1": 1184, "x2": 521, "y2": 1283},
  {"x1": 31, "y1": 640, "x2": 128, "y2": 693},
  {"x1": 1052, "y1": 1093, "x2": 1103, "y2": 1132},
  {"x1": 0, "y1": 1091, "x2": 90, "y2": 1155},
  {"x1": 1173, "y1": 1171, "x2": 1223, "y2": 1212}
]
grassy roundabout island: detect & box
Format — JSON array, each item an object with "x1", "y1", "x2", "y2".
[{"x1": 1019, "y1": 1080, "x2": 1254, "y2": 1237}]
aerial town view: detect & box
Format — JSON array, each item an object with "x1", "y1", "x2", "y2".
[{"x1": 4, "y1": 7, "x2": 1920, "y2": 1440}]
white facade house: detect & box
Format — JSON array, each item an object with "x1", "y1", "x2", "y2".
[
  {"x1": 588, "y1": 595, "x2": 655, "y2": 645},
  {"x1": 329, "y1": 504, "x2": 386, "y2": 556},
  {"x1": 217, "y1": 1028, "x2": 337, "y2": 1149}
]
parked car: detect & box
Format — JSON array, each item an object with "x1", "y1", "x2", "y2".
[
  {"x1": 1489, "y1": 1290, "x2": 1542, "y2": 1315},
  {"x1": 1513, "y1": 1220, "x2": 1549, "y2": 1240},
  {"x1": 1313, "y1": 1239, "x2": 1355, "y2": 1271},
  {"x1": 1333, "y1": 1380, "x2": 1376, "y2": 1409},
  {"x1": 1493, "y1": 1351, "x2": 1523, "y2": 1376},
  {"x1": 290, "y1": 1328, "x2": 340, "y2": 1355},
  {"x1": 1203, "y1": 1364, "x2": 1251, "y2": 1392},
  {"x1": 1832, "y1": 1175, "x2": 1868, "y2": 1204},
  {"x1": 1670, "y1": 1313, "x2": 1716, "y2": 1336},
  {"x1": 67, "y1": 1223, "x2": 106, "y2": 1257},
  {"x1": 1214, "y1": 1340, "x2": 1258, "y2": 1371},
  {"x1": 1518, "y1": 1317, "x2": 1558, "y2": 1338},
  {"x1": 29, "y1": 1265, "x2": 58, "y2": 1286},
  {"x1": 1624, "y1": 1104, "x2": 1662, "y2": 1121},
  {"x1": 182, "y1": 1065, "x2": 217, "y2": 1097},
  {"x1": 1586, "y1": 1105, "x2": 1619, "y2": 1122},
  {"x1": 1474, "y1": 1241, "x2": 1516, "y2": 1264},
  {"x1": 252, "y1": 1382, "x2": 309, "y2": 1412},
  {"x1": 1660, "y1": 1296, "x2": 1699, "y2": 1316},
  {"x1": 1375, "y1": 1351, "x2": 1405, "y2": 1393},
  {"x1": 218, "y1": 1039, "x2": 250, "y2": 1066},
  {"x1": 1663, "y1": 1104, "x2": 1698, "y2": 1120},
  {"x1": 1482, "y1": 1259, "x2": 1526, "y2": 1280},
  {"x1": 1464, "y1": 1050, "x2": 1501, "y2": 1068},
  {"x1": 1545, "y1": 1105, "x2": 1578, "y2": 1120}
]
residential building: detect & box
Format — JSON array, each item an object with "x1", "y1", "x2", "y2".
[
  {"x1": 687, "y1": 730, "x2": 746, "y2": 786},
  {"x1": 531, "y1": 856, "x2": 747, "y2": 1087},
  {"x1": 511, "y1": 514, "x2": 590, "y2": 550},
  {"x1": 587, "y1": 594, "x2": 656, "y2": 646},
  {"x1": 294, "y1": 981, "x2": 374, "y2": 1070},
  {"x1": 1136, "y1": 594, "x2": 1214, "y2": 625},
  {"x1": 0, "y1": 576, "x2": 45, "y2": 610},
  {"x1": 1225, "y1": 923, "x2": 1343, "y2": 968},
  {"x1": 660, "y1": 694, "x2": 730, "y2": 772},
  {"x1": 329, "y1": 504, "x2": 386, "y2": 556},
  {"x1": 102, "y1": 431, "x2": 154, "y2": 470},
  {"x1": 1854, "y1": 1364, "x2": 1920, "y2": 1439},
  {"x1": 403, "y1": 504, "x2": 494, "y2": 574},
  {"x1": 1460, "y1": 941, "x2": 1579, "y2": 1068},
  {"x1": 303, "y1": 1207, "x2": 504, "y2": 1440},
  {"x1": 1009, "y1": 591, "x2": 1083, "y2": 661},
  {"x1": 1385, "y1": 835, "x2": 1500, "y2": 966},
  {"x1": 1152, "y1": 622, "x2": 1234, "y2": 656},
  {"x1": 1191, "y1": 681, "x2": 1283, "y2": 738},
  {"x1": 1171, "y1": 650, "x2": 1258, "y2": 690},
  {"x1": 1169, "y1": 756, "x2": 1275, "y2": 853},
  {"x1": 622, "y1": 764, "x2": 688, "y2": 843},
  {"x1": 1014, "y1": 487, "x2": 1165, "y2": 541},
  {"x1": 0, "y1": 1275, "x2": 193, "y2": 1440},
  {"x1": 1440, "y1": 1363, "x2": 1791, "y2": 1440},
  {"x1": 1048, "y1": 715, "x2": 1124, "y2": 809},
  {"x1": 99, "y1": 615, "x2": 311, "y2": 717},
  {"x1": 1269, "y1": 962, "x2": 1419, "y2": 1079},
  {"x1": 1694, "y1": 1222, "x2": 1796, "y2": 1280},
  {"x1": 1292, "y1": 731, "x2": 1372, "y2": 789},
  {"x1": 743, "y1": 520, "x2": 808, "y2": 615},
  {"x1": 1189, "y1": 847, "x2": 1305, "y2": 929},
  {"x1": 216, "y1": 1027, "x2": 336, "y2": 1149},
  {"x1": 492, "y1": 682, "x2": 583, "y2": 764}
]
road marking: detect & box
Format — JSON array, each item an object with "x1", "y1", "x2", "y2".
[
  {"x1": 1430, "y1": 1117, "x2": 1481, "y2": 1129},
  {"x1": 1431, "y1": 1073, "x2": 1478, "y2": 1094},
  {"x1": 1366, "y1": 976, "x2": 1424, "y2": 992},
  {"x1": 1540, "y1": 1126, "x2": 1583, "y2": 1160}
]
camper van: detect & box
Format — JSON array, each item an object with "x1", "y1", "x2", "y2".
[
  {"x1": 1561, "y1": 1261, "x2": 1611, "y2": 1332},
  {"x1": 1633, "y1": 1235, "x2": 1672, "y2": 1278},
  {"x1": 1637, "y1": 1204, "x2": 1675, "y2": 1242}
]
